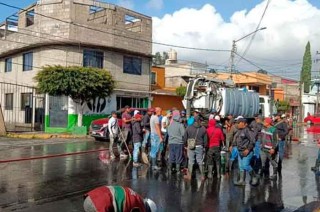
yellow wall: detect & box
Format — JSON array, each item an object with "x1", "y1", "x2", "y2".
[
  {"x1": 151, "y1": 66, "x2": 165, "y2": 89},
  {"x1": 274, "y1": 88, "x2": 284, "y2": 101}
]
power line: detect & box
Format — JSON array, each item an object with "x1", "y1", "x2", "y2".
[
  {"x1": 0, "y1": 2, "x2": 230, "y2": 53},
  {"x1": 235, "y1": 0, "x2": 271, "y2": 65}
]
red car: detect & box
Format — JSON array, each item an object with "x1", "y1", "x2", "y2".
[
  {"x1": 304, "y1": 114, "x2": 320, "y2": 124},
  {"x1": 89, "y1": 108, "x2": 147, "y2": 141}
]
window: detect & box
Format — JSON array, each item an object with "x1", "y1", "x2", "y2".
[
  {"x1": 89, "y1": 5, "x2": 104, "y2": 14},
  {"x1": 151, "y1": 72, "x2": 156, "y2": 85},
  {"x1": 5, "y1": 58, "x2": 12, "y2": 72},
  {"x1": 83, "y1": 49, "x2": 104, "y2": 68},
  {"x1": 21, "y1": 93, "x2": 32, "y2": 110},
  {"x1": 26, "y1": 10, "x2": 35, "y2": 27},
  {"x1": 5, "y1": 93, "x2": 13, "y2": 110},
  {"x1": 123, "y1": 56, "x2": 142, "y2": 75},
  {"x1": 116, "y1": 96, "x2": 144, "y2": 110},
  {"x1": 23, "y1": 52, "x2": 33, "y2": 71}
]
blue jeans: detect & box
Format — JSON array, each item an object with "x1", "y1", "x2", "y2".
[
  {"x1": 230, "y1": 147, "x2": 239, "y2": 161},
  {"x1": 142, "y1": 130, "x2": 150, "y2": 148},
  {"x1": 169, "y1": 144, "x2": 184, "y2": 164},
  {"x1": 133, "y1": 142, "x2": 141, "y2": 163},
  {"x1": 317, "y1": 149, "x2": 320, "y2": 161},
  {"x1": 278, "y1": 140, "x2": 285, "y2": 160},
  {"x1": 150, "y1": 133, "x2": 161, "y2": 159},
  {"x1": 238, "y1": 151, "x2": 253, "y2": 172},
  {"x1": 254, "y1": 141, "x2": 261, "y2": 159}
]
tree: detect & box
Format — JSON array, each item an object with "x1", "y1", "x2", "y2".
[
  {"x1": 153, "y1": 51, "x2": 169, "y2": 65},
  {"x1": 34, "y1": 66, "x2": 115, "y2": 127},
  {"x1": 276, "y1": 100, "x2": 290, "y2": 112},
  {"x1": 300, "y1": 41, "x2": 312, "y2": 93},
  {"x1": 176, "y1": 86, "x2": 186, "y2": 98}
]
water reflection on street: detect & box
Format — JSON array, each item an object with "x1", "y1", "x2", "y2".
[{"x1": 1, "y1": 127, "x2": 320, "y2": 211}]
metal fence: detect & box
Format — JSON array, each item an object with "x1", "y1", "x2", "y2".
[{"x1": 0, "y1": 82, "x2": 45, "y2": 132}]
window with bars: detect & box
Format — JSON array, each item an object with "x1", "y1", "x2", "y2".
[
  {"x1": 5, "y1": 93, "x2": 13, "y2": 110},
  {"x1": 151, "y1": 72, "x2": 156, "y2": 85},
  {"x1": 21, "y1": 93, "x2": 32, "y2": 110}
]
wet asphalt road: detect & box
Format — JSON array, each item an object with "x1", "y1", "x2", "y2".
[{"x1": 1, "y1": 127, "x2": 320, "y2": 212}]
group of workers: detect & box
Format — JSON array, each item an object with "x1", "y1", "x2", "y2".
[{"x1": 84, "y1": 106, "x2": 294, "y2": 212}]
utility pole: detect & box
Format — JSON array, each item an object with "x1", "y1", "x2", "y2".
[
  {"x1": 316, "y1": 51, "x2": 320, "y2": 114},
  {"x1": 299, "y1": 82, "x2": 304, "y2": 123},
  {"x1": 229, "y1": 27, "x2": 267, "y2": 75}
]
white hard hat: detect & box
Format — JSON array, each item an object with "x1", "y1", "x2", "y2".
[
  {"x1": 235, "y1": 116, "x2": 244, "y2": 120},
  {"x1": 134, "y1": 110, "x2": 140, "y2": 116},
  {"x1": 144, "y1": 198, "x2": 157, "y2": 212}
]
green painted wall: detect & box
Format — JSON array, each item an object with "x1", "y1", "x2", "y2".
[{"x1": 45, "y1": 114, "x2": 107, "y2": 134}]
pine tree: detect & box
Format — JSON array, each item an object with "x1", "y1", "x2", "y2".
[{"x1": 300, "y1": 41, "x2": 312, "y2": 93}]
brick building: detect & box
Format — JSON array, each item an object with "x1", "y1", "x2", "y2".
[{"x1": 0, "y1": 0, "x2": 152, "y2": 132}]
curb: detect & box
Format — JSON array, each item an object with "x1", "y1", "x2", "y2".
[{"x1": 6, "y1": 133, "x2": 91, "y2": 140}]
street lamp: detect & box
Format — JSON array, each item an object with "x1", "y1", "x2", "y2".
[{"x1": 230, "y1": 27, "x2": 267, "y2": 74}]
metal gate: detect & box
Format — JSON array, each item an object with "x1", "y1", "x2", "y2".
[{"x1": 0, "y1": 82, "x2": 45, "y2": 132}]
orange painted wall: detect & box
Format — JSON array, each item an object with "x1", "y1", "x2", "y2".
[
  {"x1": 151, "y1": 95, "x2": 184, "y2": 112},
  {"x1": 273, "y1": 89, "x2": 284, "y2": 101},
  {"x1": 259, "y1": 85, "x2": 268, "y2": 95},
  {"x1": 152, "y1": 67, "x2": 165, "y2": 89}
]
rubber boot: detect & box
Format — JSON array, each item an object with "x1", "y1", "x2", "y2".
[
  {"x1": 234, "y1": 171, "x2": 246, "y2": 186},
  {"x1": 176, "y1": 164, "x2": 181, "y2": 175},
  {"x1": 184, "y1": 164, "x2": 193, "y2": 180},
  {"x1": 207, "y1": 165, "x2": 214, "y2": 179},
  {"x1": 152, "y1": 158, "x2": 161, "y2": 171},
  {"x1": 216, "y1": 164, "x2": 221, "y2": 178},
  {"x1": 199, "y1": 165, "x2": 206, "y2": 181},
  {"x1": 169, "y1": 163, "x2": 176, "y2": 174},
  {"x1": 249, "y1": 170, "x2": 259, "y2": 186},
  {"x1": 278, "y1": 159, "x2": 282, "y2": 177},
  {"x1": 311, "y1": 160, "x2": 320, "y2": 172},
  {"x1": 228, "y1": 160, "x2": 234, "y2": 173},
  {"x1": 269, "y1": 167, "x2": 278, "y2": 181}
]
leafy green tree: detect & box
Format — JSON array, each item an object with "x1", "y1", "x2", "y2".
[
  {"x1": 34, "y1": 66, "x2": 115, "y2": 127},
  {"x1": 176, "y1": 86, "x2": 186, "y2": 98},
  {"x1": 300, "y1": 41, "x2": 312, "y2": 93},
  {"x1": 276, "y1": 100, "x2": 290, "y2": 112},
  {"x1": 153, "y1": 51, "x2": 169, "y2": 65}
]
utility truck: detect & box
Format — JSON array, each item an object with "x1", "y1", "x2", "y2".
[{"x1": 183, "y1": 76, "x2": 270, "y2": 118}]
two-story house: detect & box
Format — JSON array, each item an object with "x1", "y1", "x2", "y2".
[{"x1": 0, "y1": 0, "x2": 152, "y2": 132}]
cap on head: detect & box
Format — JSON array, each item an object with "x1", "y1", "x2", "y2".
[
  {"x1": 264, "y1": 117, "x2": 273, "y2": 125},
  {"x1": 181, "y1": 110, "x2": 186, "y2": 114},
  {"x1": 134, "y1": 114, "x2": 142, "y2": 119},
  {"x1": 124, "y1": 105, "x2": 130, "y2": 109},
  {"x1": 111, "y1": 111, "x2": 117, "y2": 115},
  {"x1": 237, "y1": 118, "x2": 247, "y2": 123},
  {"x1": 214, "y1": 115, "x2": 220, "y2": 121},
  {"x1": 166, "y1": 110, "x2": 172, "y2": 115},
  {"x1": 235, "y1": 115, "x2": 244, "y2": 121},
  {"x1": 211, "y1": 108, "x2": 217, "y2": 113},
  {"x1": 144, "y1": 198, "x2": 157, "y2": 212},
  {"x1": 134, "y1": 110, "x2": 140, "y2": 116},
  {"x1": 194, "y1": 109, "x2": 200, "y2": 113},
  {"x1": 194, "y1": 116, "x2": 201, "y2": 123},
  {"x1": 281, "y1": 114, "x2": 286, "y2": 118}
]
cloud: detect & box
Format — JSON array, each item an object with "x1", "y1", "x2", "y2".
[
  {"x1": 146, "y1": 0, "x2": 164, "y2": 10},
  {"x1": 152, "y1": 0, "x2": 320, "y2": 79},
  {"x1": 117, "y1": 0, "x2": 134, "y2": 10}
]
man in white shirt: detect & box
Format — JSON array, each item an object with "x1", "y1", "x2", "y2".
[
  {"x1": 160, "y1": 110, "x2": 171, "y2": 161},
  {"x1": 108, "y1": 111, "x2": 122, "y2": 159}
]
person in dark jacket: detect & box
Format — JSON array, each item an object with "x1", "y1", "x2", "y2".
[
  {"x1": 232, "y1": 118, "x2": 258, "y2": 186},
  {"x1": 183, "y1": 116, "x2": 207, "y2": 181},
  {"x1": 132, "y1": 114, "x2": 143, "y2": 167},
  {"x1": 206, "y1": 119, "x2": 225, "y2": 178},
  {"x1": 142, "y1": 108, "x2": 154, "y2": 153},
  {"x1": 249, "y1": 114, "x2": 264, "y2": 174},
  {"x1": 274, "y1": 113, "x2": 289, "y2": 175},
  {"x1": 168, "y1": 110, "x2": 186, "y2": 174}
]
